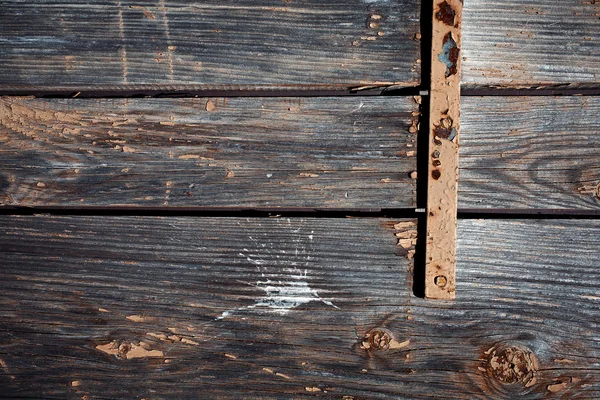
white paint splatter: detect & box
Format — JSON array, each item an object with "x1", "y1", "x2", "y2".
[{"x1": 218, "y1": 221, "x2": 338, "y2": 319}]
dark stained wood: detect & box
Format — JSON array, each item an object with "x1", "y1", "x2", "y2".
[
  {"x1": 462, "y1": 0, "x2": 600, "y2": 88},
  {"x1": 0, "y1": 0, "x2": 421, "y2": 92},
  {"x1": 0, "y1": 96, "x2": 419, "y2": 209},
  {"x1": 460, "y1": 96, "x2": 600, "y2": 210},
  {"x1": 0, "y1": 216, "x2": 418, "y2": 399},
  {"x1": 0, "y1": 216, "x2": 598, "y2": 398}
]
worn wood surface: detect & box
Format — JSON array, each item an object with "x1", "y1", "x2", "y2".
[
  {"x1": 0, "y1": 96, "x2": 419, "y2": 209},
  {"x1": 0, "y1": 0, "x2": 421, "y2": 92},
  {"x1": 425, "y1": 0, "x2": 462, "y2": 299},
  {"x1": 462, "y1": 0, "x2": 600, "y2": 88},
  {"x1": 0, "y1": 216, "x2": 598, "y2": 398},
  {"x1": 460, "y1": 96, "x2": 600, "y2": 210}
]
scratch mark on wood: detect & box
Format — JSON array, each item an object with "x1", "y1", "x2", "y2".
[
  {"x1": 116, "y1": 2, "x2": 128, "y2": 84},
  {"x1": 159, "y1": 0, "x2": 174, "y2": 83},
  {"x1": 0, "y1": 357, "x2": 15, "y2": 380}
]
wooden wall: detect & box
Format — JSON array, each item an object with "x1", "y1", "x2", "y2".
[{"x1": 0, "y1": 0, "x2": 598, "y2": 398}]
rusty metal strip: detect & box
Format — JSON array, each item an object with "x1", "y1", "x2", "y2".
[{"x1": 425, "y1": 0, "x2": 462, "y2": 299}]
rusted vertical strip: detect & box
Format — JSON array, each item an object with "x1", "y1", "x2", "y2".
[{"x1": 425, "y1": 0, "x2": 462, "y2": 299}]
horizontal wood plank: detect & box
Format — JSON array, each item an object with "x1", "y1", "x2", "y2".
[
  {"x1": 462, "y1": 0, "x2": 600, "y2": 88},
  {"x1": 0, "y1": 0, "x2": 421, "y2": 91},
  {"x1": 0, "y1": 96, "x2": 419, "y2": 209},
  {"x1": 460, "y1": 96, "x2": 600, "y2": 210},
  {"x1": 0, "y1": 216, "x2": 598, "y2": 398}
]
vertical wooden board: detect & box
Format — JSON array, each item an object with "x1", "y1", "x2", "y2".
[
  {"x1": 0, "y1": 0, "x2": 421, "y2": 91},
  {"x1": 425, "y1": 0, "x2": 462, "y2": 299},
  {"x1": 0, "y1": 96, "x2": 419, "y2": 208},
  {"x1": 460, "y1": 96, "x2": 600, "y2": 210},
  {"x1": 462, "y1": 0, "x2": 600, "y2": 88}
]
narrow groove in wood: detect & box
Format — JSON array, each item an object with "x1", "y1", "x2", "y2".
[
  {"x1": 0, "y1": 206, "x2": 423, "y2": 219},
  {"x1": 0, "y1": 86, "x2": 424, "y2": 99}
]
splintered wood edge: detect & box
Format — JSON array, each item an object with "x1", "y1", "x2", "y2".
[{"x1": 425, "y1": 0, "x2": 462, "y2": 299}]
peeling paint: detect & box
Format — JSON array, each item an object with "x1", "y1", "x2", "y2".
[
  {"x1": 438, "y1": 33, "x2": 459, "y2": 77},
  {"x1": 218, "y1": 222, "x2": 338, "y2": 319}
]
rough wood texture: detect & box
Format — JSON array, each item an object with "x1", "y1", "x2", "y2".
[
  {"x1": 0, "y1": 96, "x2": 419, "y2": 209},
  {"x1": 425, "y1": 0, "x2": 462, "y2": 299},
  {"x1": 462, "y1": 0, "x2": 600, "y2": 88},
  {"x1": 0, "y1": 216, "x2": 419, "y2": 399},
  {"x1": 0, "y1": 0, "x2": 421, "y2": 92},
  {"x1": 0, "y1": 216, "x2": 598, "y2": 398},
  {"x1": 460, "y1": 96, "x2": 600, "y2": 210}
]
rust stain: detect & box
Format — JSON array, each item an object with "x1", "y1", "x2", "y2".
[
  {"x1": 436, "y1": 1, "x2": 456, "y2": 26},
  {"x1": 433, "y1": 116, "x2": 457, "y2": 141}
]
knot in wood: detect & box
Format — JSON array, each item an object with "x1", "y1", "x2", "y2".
[
  {"x1": 362, "y1": 328, "x2": 392, "y2": 351},
  {"x1": 485, "y1": 344, "x2": 539, "y2": 387}
]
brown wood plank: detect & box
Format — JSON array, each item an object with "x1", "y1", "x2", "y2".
[
  {"x1": 460, "y1": 96, "x2": 600, "y2": 211},
  {"x1": 425, "y1": 0, "x2": 462, "y2": 299},
  {"x1": 462, "y1": 0, "x2": 600, "y2": 89},
  {"x1": 0, "y1": 0, "x2": 421, "y2": 92},
  {"x1": 0, "y1": 96, "x2": 419, "y2": 209},
  {"x1": 0, "y1": 216, "x2": 599, "y2": 398}
]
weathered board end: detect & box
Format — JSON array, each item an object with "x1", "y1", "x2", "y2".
[{"x1": 425, "y1": 0, "x2": 463, "y2": 299}]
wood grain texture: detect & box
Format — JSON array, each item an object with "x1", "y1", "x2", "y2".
[
  {"x1": 460, "y1": 96, "x2": 600, "y2": 210},
  {"x1": 0, "y1": 216, "x2": 419, "y2": 399},
  {"x1": 462, "y1": 0, "x2": 600, "y2": 88},
  {"x1": 0, "y1": 0, "x2": 421, "y2": 92},
  {"x1": 0, "y1": 216, "x2": 598, "y2": 398},
  {"x1": 0, "y1": 96, "x2": 419, "y2": 209}
]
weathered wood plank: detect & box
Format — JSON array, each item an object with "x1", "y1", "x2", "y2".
[
  {"x1": 462, "y1": 0, "x2": 600, "y2": 88},
  {"x1": 0, "y1": 0, "x2": 421, "y2": 91},
  {"x1": 460, "y1": 96, "x2": 600, "y2": 210},
  {"x1": 0, "y1": 216, "x2": 419, "y2": 399},
  {"x1": 0, "y1": 216, "x2": 598, "y2": 398},
  {"x1": 0, "y1": 96, "x2": 419, "y2": 208},
  {"x1": 425, "y1": 0, "x2": 462, "y2": 299}
]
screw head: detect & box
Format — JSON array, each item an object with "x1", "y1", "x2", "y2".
[{"x1": 434, "y1": 275, "x2": 447, "y2": 288}]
